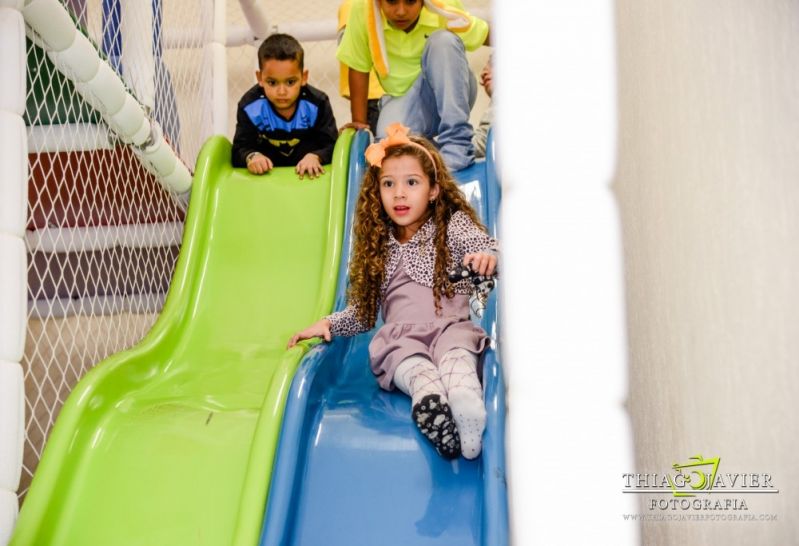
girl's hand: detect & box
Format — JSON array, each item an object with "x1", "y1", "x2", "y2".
[
  {"x1": 287, "y1": 318, "x2": 332, "y2": 349},
  {"x1": 463, "y1": 252, "x2": 497, "y2": 277}
]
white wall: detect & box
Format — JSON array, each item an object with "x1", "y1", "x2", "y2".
[
  {"x1": 614, "y1": 0, "x2": 799, "y2": 543},
  {"x1": 497, "y1": 1, "x2": 636, "y2": 544},
  {"x1": 499, "y1": 0, "x2": 798, "y2": 543}
]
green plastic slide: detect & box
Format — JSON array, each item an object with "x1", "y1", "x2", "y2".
[{"x1": 12, "y1": 131, "x2": 353, "y2": 546}]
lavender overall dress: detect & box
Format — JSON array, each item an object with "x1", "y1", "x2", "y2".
[{"x1": 368, "y1": 254, "x2": 489, "y2": 390}]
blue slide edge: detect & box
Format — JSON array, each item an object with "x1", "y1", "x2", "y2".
[{"x1": 259, "y1": 129, "x2": 508, "y2": 546}]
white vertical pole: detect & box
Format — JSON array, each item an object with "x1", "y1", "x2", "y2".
[
  {"x1": 23, "y1": 0, "x2": 191, "y2": 191},
  {"x1": 207, "y1": 0, "x2": 228, "y2": 136},
  {"x1": 0, "y1": 3, "x2": 27, "y2": 544},
  {"x1": 120, "y1": 0, "x2": 156, "y2": 110},
  {"x1": 496, "y1": 1, "x2": 638, "y2": 545}
]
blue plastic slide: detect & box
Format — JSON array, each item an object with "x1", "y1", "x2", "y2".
[{"x1": 258, "y1": 131, "x2": 508, "y2": 546}]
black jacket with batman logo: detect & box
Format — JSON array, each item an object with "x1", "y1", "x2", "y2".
[{"x1": 232, "y1": 83, "x2": 337, "y2": 168}]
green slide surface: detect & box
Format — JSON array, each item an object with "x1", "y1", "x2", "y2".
[{"x1": 12, "y1": 132, "x2": 353, "y2": 546}]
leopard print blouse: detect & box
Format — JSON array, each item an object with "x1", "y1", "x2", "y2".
[{"x1": 326, "y1": 210, "x2": 499, "y2": 336}]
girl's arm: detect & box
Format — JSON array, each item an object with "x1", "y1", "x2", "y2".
[
  {"x1": 448, "y1": 211, "x2": 500, "y2": 276},
  {"x1": 325, "y1": 304, "x2": 371, "y2": 337},
  {"x1": 286, "y1": 303, "x2": 370, "y2": 349},
  {"x1": 287, "y1": 295, "x2": 374, "y2": 349},
  {"x1": 287, "y1": 318, "x2": 331, "y2": 348}
]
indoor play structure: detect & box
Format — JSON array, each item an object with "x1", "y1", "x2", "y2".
[
  {"x1": 10, "y1": 127, "x2": 507, "y2": 546},
  {"x1": 1, "y1": 1, "x2": 635, "y2": 545}
]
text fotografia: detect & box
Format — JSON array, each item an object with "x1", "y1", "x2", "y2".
[
  {"x1": 622, "y1": 454, "x2": 779, "y2": 512},
  {"x1": 648, "y1": 498, "x2": 750, "y2": 511}
]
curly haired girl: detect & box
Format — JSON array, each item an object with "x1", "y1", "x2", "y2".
[{"x1": 288, "y1": 123, "x2": 498, "y2": 460}]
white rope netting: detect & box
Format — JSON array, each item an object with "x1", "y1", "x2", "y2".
[
  {"x1": 21, "y1": 0, "x2": 201, "y2": 498},
  {"x1": 224, "y1": 0, "x2": 492, "y2": 138},
  {"x1": 20, "y1": 0, "x2": 492, "y2": 499}
]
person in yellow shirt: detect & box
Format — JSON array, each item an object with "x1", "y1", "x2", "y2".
[
  {"x1": 337, "y1": 0, "x2": 490, "y2": 171},
  {"x1": 338, "y1": 0, "x2": 385, "y2": 134},
  {"x1": 473, "y1": 54, "x2": 493, "y2": 159}
]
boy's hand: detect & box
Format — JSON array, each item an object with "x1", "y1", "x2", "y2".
[
  {"x1": 296, "y1": 153, "x2": 324, "y2": 179},
  {"x1": 479, "y1": 62, "x2": 493, "y2": 98},
  {"x1": 287, "y1": 318, "x2": 332, "y2": 349},
  {"x1": 339, "y1": 121, "x2": 370, "y2": 134},
  {"x1": 247, "y1": 152, "x2": 273, "y2": 175},
  {"x1": 463, "y1": 252, "x2": 497, "y2": 276}
]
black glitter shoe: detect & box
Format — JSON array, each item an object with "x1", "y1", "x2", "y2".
[{"x1": 412, "y1": 394, "x2": 461, "y2": 459}]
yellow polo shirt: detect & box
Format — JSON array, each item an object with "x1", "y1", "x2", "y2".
[
  {"x1": 336, "y1": 0, "x2": 488, "y2": 97},
  {"x1": 338, "y1": 0, "x2": 385, "y2": 99}
]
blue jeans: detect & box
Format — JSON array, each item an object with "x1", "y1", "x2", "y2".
[{"x1": 377, "y1": 30, "x2": 478, "y2": 172}]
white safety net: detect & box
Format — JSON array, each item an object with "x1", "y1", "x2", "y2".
[
  {"x1": 224, "y1": 0, "x2": 493, "y2": 137},
  {"x1": 20, "y1": 0, "x2": 493, "y2": 499},
  {"x1": 21, "y1": 0, "x2": 206, "y2": 498}
]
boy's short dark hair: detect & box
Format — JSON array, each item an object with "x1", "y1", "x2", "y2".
[{"x1": 258, "y1": 33, "x2": 304, "y2": 71}]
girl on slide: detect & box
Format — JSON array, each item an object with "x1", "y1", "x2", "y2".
[{"x1": 288, "y1": 123, "x2": 498, "y2": 460}]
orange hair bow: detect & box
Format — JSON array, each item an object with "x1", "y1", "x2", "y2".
[{"x1": 364, "y1": 123, "x2": 438, "y2": 179}]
